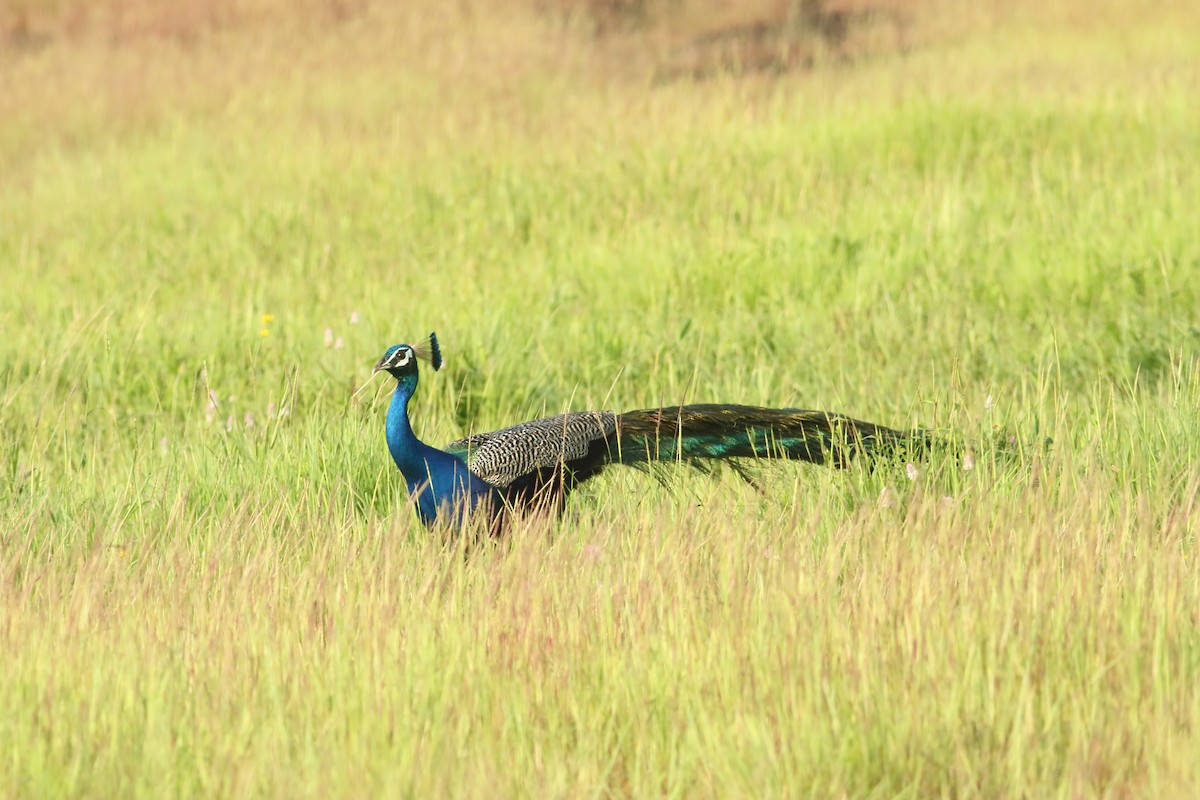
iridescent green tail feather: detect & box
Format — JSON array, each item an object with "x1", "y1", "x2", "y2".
[{"x1": 612, "y1": 404, "x2": 925, "y2": 468}]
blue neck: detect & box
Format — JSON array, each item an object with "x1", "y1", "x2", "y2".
[
  {"x1": 385, "y1": 374, "x2": 424, "y2": 475},
  {"x1": 384, "y1": 373, "x2": 495, "y2": 527}
]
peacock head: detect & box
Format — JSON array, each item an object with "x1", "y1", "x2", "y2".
[{"x1": 373, "y1": 333, "x2": 443, "y2": 379}]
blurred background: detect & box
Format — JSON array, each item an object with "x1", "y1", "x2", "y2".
[{"x1": 2, "y1": 0, "x2": 1197, "y2": 446}]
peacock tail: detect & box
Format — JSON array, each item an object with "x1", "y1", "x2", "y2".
[{"x1": 611, "y1": 403, "x2": 921, "y2": 466}]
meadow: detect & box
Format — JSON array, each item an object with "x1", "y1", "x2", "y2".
[{"x1": 2, "y1": 0, "x2": 1199, "y2": 795}]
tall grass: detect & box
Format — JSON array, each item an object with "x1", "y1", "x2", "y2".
[{"x1": 2, "y1": 0, "x2": 1199, "y2": 795}]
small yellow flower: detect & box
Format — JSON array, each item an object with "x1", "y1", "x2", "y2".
[
  {"x1": 261, "y1": 313, "x2": 276, "y2": 325},
  {"x1": 259, "y1": 329, "x2": 270, "y2": 337}
]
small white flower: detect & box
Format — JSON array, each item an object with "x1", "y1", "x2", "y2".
[
  {"x1": 244, "y1": 412, "x2": 255, "y2": 429},
  {"x1": 962, "y1": 452, "x2": 976, "y2": 471},
  {"x1": 324, "y1": 328, "x2": 334, "y2": 347},
  {"x1": 878, "y1": 486, "x2": 898, "y2": 509},
  {"x1": 225, "y1": 415, "x2": 234, "y2": 432},
  {"x1": 334, "y1": 337, "x2": 344, "y2": 349},
  {"x1": 349, "y1": 311, "x2": 360, "y2": 325},
  {"x1": 905, "y1": 463, "x2": 920, "y2": 481},
  {"x1": 159, "y1": 437, "x2": 168, "y2": 455},
  {"x1": 984, "y1": 394, "x2": 994, "y2": 411},
  {"x1": 205, "y1": 392, "x2": 218, "y2": 423}
]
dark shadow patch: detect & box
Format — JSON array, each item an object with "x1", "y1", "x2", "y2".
[{"x1": 657, "y1": 1, "x2": 912, "y2": 80}]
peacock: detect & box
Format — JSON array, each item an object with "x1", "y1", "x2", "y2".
[{"x1": 373, "y1": 333, "x2": 927, "y2": 529}]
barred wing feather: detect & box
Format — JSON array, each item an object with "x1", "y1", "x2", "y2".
[{"x1": 445, "y1": 411, "x2": 618, "y2": 488}]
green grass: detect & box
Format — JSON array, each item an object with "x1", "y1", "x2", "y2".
[{"x1": 2, "y1": 1, "x2": 1200, "y2": 795}]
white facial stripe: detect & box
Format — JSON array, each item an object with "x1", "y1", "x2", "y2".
[{"x1": 390, "y1": 348, "x2": 413, "y2": 368}]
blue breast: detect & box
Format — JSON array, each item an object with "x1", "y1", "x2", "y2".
[{"x1": 403, "y1": 444, "x2": 496, "y2": 526}]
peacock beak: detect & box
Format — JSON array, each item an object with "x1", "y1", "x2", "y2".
[{"x1": 372, "y1": 355, "x2": 390, "y2": 373}]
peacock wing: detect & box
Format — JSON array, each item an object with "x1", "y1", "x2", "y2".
[{"x1": 444, "y1": 411, "x2": 619, "y2": 488}]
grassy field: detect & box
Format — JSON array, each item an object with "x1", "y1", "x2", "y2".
[{"x1": 2, "y1": 0, "x2": 1200, "y2": 795}]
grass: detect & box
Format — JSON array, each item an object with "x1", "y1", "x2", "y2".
[{"x1": 2, "y1": 0, "x2": 1200, "y2": 795}]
